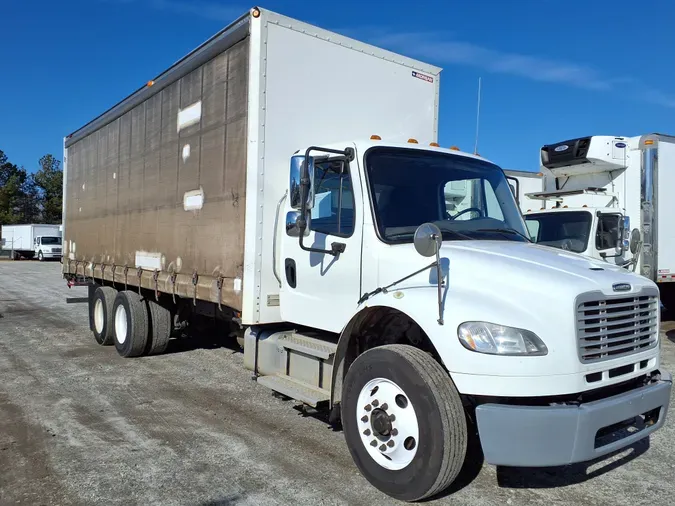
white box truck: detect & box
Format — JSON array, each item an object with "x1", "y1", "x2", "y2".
[
  {"x1": 504, "y1": 169, "x2": 543, "y2": 213},
  {"x1": 523, "y1": 134, "x2": 675, "y2": 306},
  {"x1": 62, "y1": 8, "x2": 671, "y2": 502},
  {"x1": 1, "y1": 224, "x2": 63, "y2": 260}
]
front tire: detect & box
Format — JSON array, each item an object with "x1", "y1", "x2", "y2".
[
  {"x1": 38, "y1": 251, "x2": 43, "y2": 261},
  {"x1": 342, "y1": 345, "x2": 467, "y2": 502},
  {"x1": 112, "y1": 291, "x2": 149, "y2": 358}
]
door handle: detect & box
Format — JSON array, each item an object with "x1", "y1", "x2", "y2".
[{"x1": 285, "y1": 258, "x2": 297, "y2": 288}]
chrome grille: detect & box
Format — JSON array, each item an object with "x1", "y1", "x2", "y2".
[{"x1": 576, "y1": 292, "x2": 659, "y2": 363}]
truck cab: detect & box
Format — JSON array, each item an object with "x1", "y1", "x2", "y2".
[
  {"x1": 34, "y1": 235, "x2": 63, "y2": 261},
  {"x1": 524, "y1": 206, "x2": 630, "y2": 264}
]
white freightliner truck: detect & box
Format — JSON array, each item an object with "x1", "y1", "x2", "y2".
[
  {"x1": 523, "y1": 134, "x2": 675, "y2": 306},
  {"x1": 1, "y1": 223, "x2": 63, "y2": 260},
  {"x1": 61, "y1": 8, "x2": 672, "y2": 502}
]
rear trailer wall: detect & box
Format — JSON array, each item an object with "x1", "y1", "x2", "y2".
[{"x1": 64, "y1": 37, "x2": 250, "y2": 311}]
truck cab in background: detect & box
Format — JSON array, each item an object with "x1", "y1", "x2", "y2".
[{"x1": 34, "y1": 235, "x2": 63, "y2": 261}]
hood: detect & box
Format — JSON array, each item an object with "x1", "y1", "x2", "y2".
[{"x1": 377, "y1": 239, "x2": 654, "y2": 300}]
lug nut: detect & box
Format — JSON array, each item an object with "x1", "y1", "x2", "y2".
[
  {"x1": 391, "y1": 428, "x2": 398, "y2": 436},
  {"x1": 387, "y1": 440, "x2": 395, "y2": 448},
  {"x1": 389, "y1": 414, "x2": 396, "y2": 422},
  {"x1": 372, "y1": 400, "x2": 379, "y2": 407},
  {"x1": 370, "y1": 440, "x2": 378, "y2": 447},
  {"x1": 379, "y1": 444, "x2": 387, "y2": 451},
  {"x1": 363, "y1": 429, "x2": 371, "y2": 436},
  {"x1": 364, "y1": 404, "x2": 372, "y2": 412},
  {"x1": 381, "y1": 403, "x2": 388, "y2": 411},
  {"x1": 361, "y1": 415, "x2": 368, "y2": 423}
]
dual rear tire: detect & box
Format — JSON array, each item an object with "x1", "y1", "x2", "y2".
[{"x1": 90, "y1": 286, "x2": 171, "y2": 357}]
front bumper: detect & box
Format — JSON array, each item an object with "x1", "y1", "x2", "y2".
[
  {"x1": 475, "y1": 370, "x2": 672, "y2": 467},
  {"x1": 40, "y1": 252, "x2": 61, "y2": 259}
]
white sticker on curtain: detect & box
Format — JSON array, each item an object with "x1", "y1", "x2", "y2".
[
  {"x1": 183, "y1": 187, "x2": 204, "y2": 211},
  {"x1": 177, "y1": 101, "x2": 202, "y2": 132}
]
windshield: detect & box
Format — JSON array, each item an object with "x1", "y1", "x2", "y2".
[
  {"x1": 524, "y1": 211, "x2": 591, "y2": 253},
  {"x1": 365, "y1": 147, "x2": 528, "y2": 243},
  {"x1": 41, "y1": 236, "x2": 62, "y2": 245}
]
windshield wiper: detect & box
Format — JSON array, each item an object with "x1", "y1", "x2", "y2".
[
  {"x1": 475, "y1": 228, "x2": 532, "y2": 242},
  {"x1": 386, "y1": 229, "x2": 471, "y2": 241}
]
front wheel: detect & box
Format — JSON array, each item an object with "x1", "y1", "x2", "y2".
[
  {"x1": 342, "y1": 345, "x2": 467, "y2": 502},
  {"x1": 38, "y1": 251, "x2": 43, "y2": 261}
]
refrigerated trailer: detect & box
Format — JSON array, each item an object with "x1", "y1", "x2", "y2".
[
  {"x1": 62, "y1": 7, "x2": 671, "y2": 502},
  {"x1": 1, "y1": 224, "x2": 62, "y2": 260},
  {"x1": 523, "y1": 134, "x2": 675, "y2": 304}
]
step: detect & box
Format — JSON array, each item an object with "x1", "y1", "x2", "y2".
[
  {"x1": 278, "y1": 333, "x2": 337, "y2": 361},
  {"x1": 257, "y1": 374, "x2": 331, "y2": 407}
]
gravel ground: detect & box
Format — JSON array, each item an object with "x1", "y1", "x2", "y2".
[{"x1": 1, "y1": 261, "x2": 674, "y2": 506}]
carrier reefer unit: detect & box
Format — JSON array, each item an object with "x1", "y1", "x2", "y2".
[{"x1": 62, "y1": 7, "x2": 671, "y2": 502}]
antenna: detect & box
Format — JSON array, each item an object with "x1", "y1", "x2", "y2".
[{"x1": 474, "y1": 77, "x2": 482, "y2": 155}]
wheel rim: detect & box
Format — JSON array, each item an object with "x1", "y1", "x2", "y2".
[
  {"x1": 114, "y1": 305, "x2": 128, "y2": 344},
  {"x1": 356, "y1": 377, "x2": 420, "y2": 470},
  {"x1": 94, "y1": 299, "x2": 104, "y2": 334}
]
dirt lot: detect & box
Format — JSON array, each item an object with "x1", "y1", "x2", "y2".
[{"x1": 1, "y1": 261, "x2": 674, "y2": 506}]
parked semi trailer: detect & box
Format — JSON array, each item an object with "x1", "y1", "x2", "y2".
[
  {"x1": 62, "y1": 8, "x2": 672, "y2": 502},
  {"x1": 1, "y1": 223, "x2": 62, "y2": 260},
  {"x1": 523, "y1": 134, "x2": 675, "y2": 305}
]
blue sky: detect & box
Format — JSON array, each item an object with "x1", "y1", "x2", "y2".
[{"x1": 2, "y1": 0, "x2": 674, "y2": 172}]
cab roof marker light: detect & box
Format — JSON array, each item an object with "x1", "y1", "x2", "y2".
[
  {"x1": 450, "y1": 146, "x2": 460, "y2": 151},
  {"x1": 252, "y1": 7, "x2": 261, "y2": 17},
  {"x1": 429, "y1": 142, "x2": 440, "y2": 147},
  {"x1": 370, "y1": 135, "x2": 381, "y2": 140},
  {"x1": 645, "y1": 139, "x2": 655, "y2": 145},
  {"x1": 407, "y1": 138, "x2": 418, "y2": 144}
]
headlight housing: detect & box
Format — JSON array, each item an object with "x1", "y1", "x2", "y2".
[{"x1": 458, "y1": 322, "x2": 548, "y2": 356}]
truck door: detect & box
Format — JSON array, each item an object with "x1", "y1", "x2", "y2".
[{"x1": 279, "y1": 151, "x2": 363, "y2": 333}]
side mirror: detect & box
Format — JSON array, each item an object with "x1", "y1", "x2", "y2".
[
  {"x1": 629, "y1": 228, "x2": 641, "y2": 254},
  {"x1": 289, "y1": 155, "x2": 315, "y2": 210},
  {"x1": 618, "y1": 215, "x2": 630, "y2": 251},
  {"x1": 414, "y1": 223, "x2": 442, "y2": 257},
  {"x1": 286, "y1": 211, "x2": 310, "y2": 237}
]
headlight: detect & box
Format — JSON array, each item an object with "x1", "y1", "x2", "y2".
[{"x1": 457, "y1": 322, "x2": 548, "y2": 356}]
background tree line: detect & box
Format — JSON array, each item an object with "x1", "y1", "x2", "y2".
[{"x1": 0, "y1": 150, "x2": 63, "y2": 225}]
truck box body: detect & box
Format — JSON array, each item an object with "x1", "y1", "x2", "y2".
[
  {"x1": 503, "y1": 169, "x2": 543, "y2": 213},
  {"x1": 62, "y1": 8, "x2": 441, "y2": 324},
  {"x1": 1, "y1": 224, "x2": 62, "y2": 253}
]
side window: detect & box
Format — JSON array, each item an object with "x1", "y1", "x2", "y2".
[
  {"x1": 596, "y1": 214, "x2": 621, "y2": 250},
  {"x1": 444, "y1": 178, "x2": 481, "y2": 219},
  {"x1": 310, "y1": 160, "x2": 355, "y2": 237},
  {"x1": 484, "y1": 182, "x2": 505, "y2": 221},
  {"x1": 525, "y1": 219, "x2": 540, "y2": 242}
]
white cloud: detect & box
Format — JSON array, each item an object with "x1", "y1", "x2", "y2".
[{"x1": 357, "y1": 30, "x2": 675, "y2": 108}]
